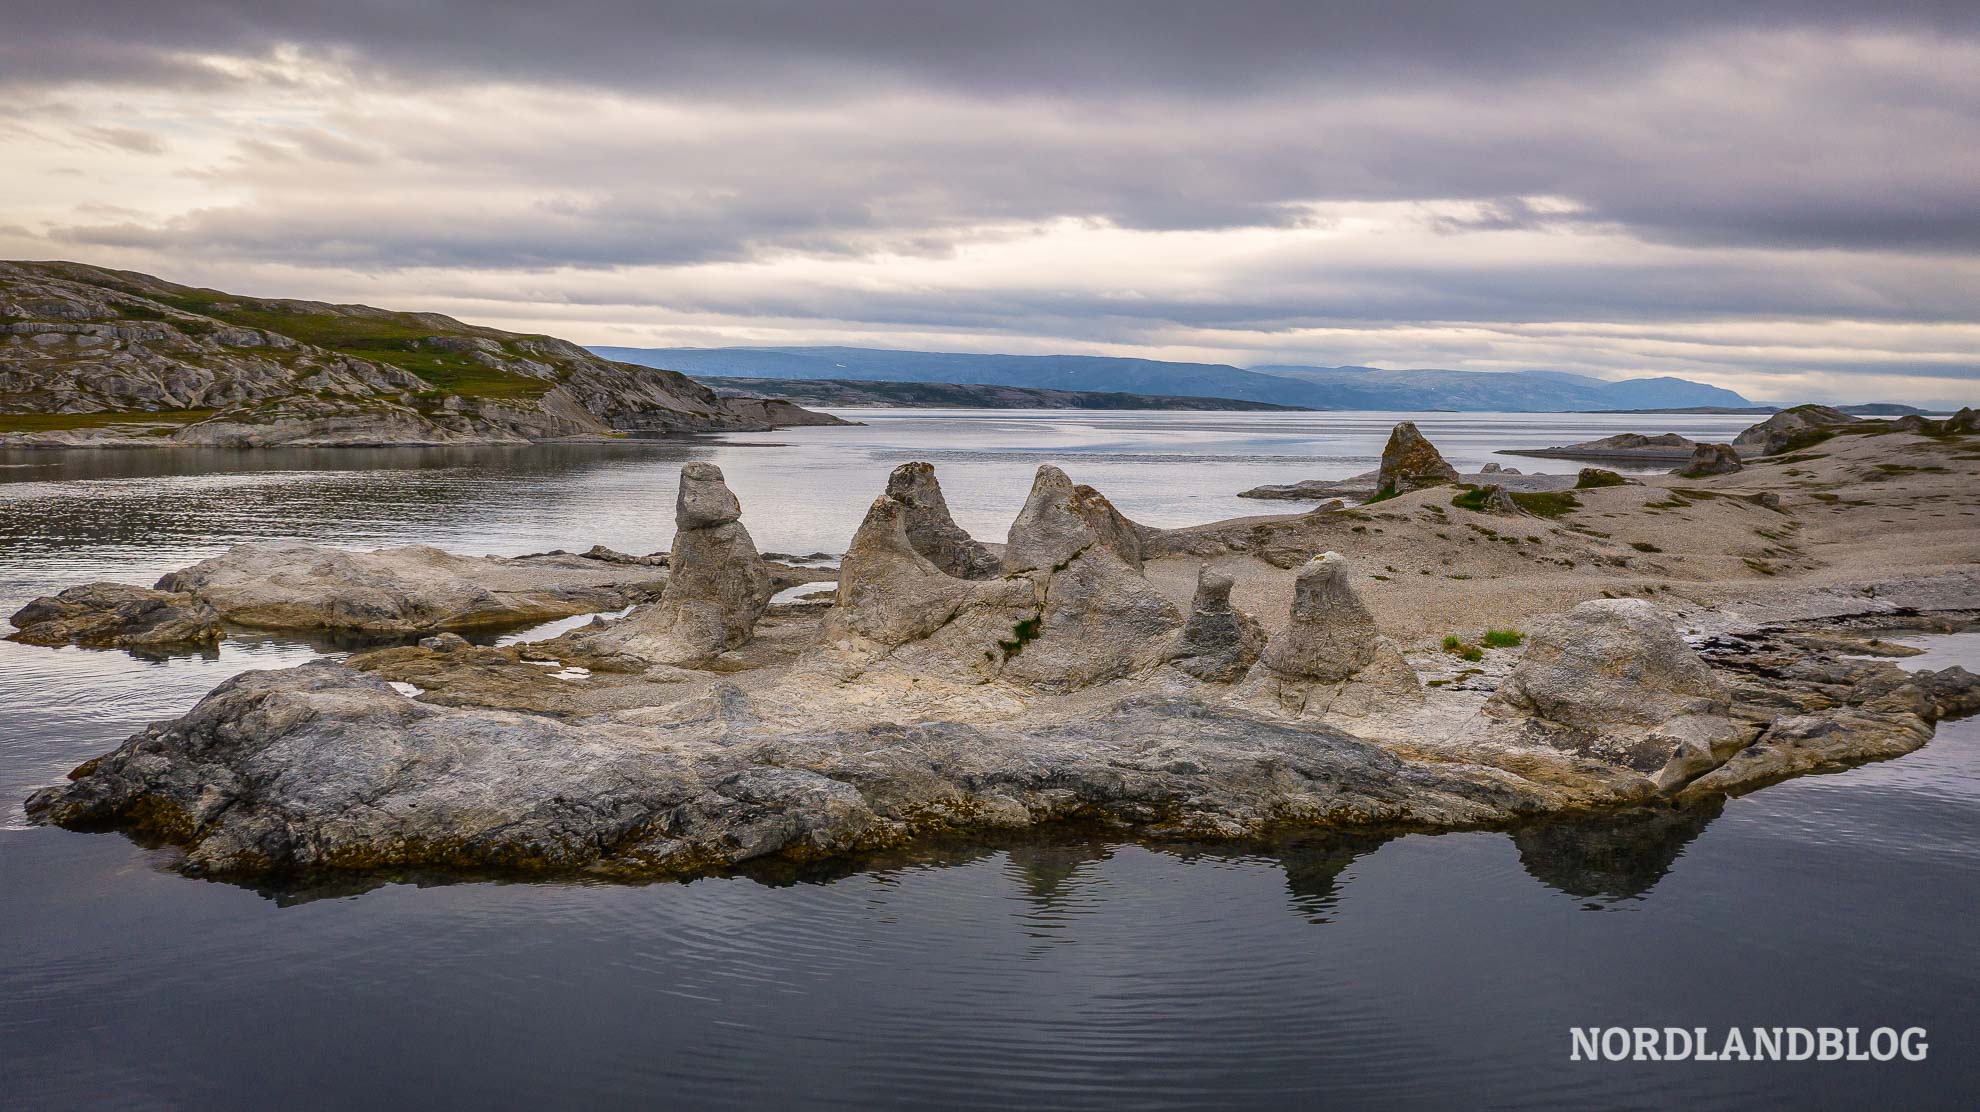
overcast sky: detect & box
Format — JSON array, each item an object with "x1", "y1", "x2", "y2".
[{"x1": 4, "y1": 2, "x2": 1977, "y2": 405}]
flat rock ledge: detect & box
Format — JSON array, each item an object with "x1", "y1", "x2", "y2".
[{"x1": 22, "y1": 460, "x2": 1978, "y2": 887}]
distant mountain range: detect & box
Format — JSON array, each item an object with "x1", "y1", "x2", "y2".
[
  {"x1": 699, "y1": 376, "x2": 1302, "y2": 411},
  {"x1": 593, "y1": 345, "x2": 1754, "y2": 412}
]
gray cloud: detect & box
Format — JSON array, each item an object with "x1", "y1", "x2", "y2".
[{"x1": 4, "y1": 2, "x2": 1976, "y2": 403}]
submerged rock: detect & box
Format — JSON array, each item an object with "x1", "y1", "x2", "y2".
[
  {"x1": 1485, "y1": 599, "x2": 1741, "y2": 790},
  {"x1": 1375, "y1": 421, "x2": 1461, "y2": 495},
  {"x1": 1166, "y1": 566, "x2": 1266, "y2": 682},
  {"x1": 575, "y1": 463, "x2": 770, "y2": 666},
  {"x1": 1675, "y1": 443, "x2": 1742, "y2": 478},
  {"x1": 7, "y1": 583, "x2": 223, "y2": 649}
]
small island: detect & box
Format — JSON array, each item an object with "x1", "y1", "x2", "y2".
[{"x1": 18, "y1": 415, "x2": 1977, "y2": 885}]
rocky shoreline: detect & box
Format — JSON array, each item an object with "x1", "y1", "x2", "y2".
[{"x1": 18, "y1": 417, "x2": 1979, "y2": 886}]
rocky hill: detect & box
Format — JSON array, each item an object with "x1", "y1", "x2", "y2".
[
  {"x1": 700, "y1": 375, "x2": 1304, "y2": 410},
  {"x1": 0, "y1": 261, "x2": 844, "y2": 447}
]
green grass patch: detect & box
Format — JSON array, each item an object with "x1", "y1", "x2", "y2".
[
  {"x1": 1361, "y1": 485, "x2": 1401, "y2": 505},
  {"x1": 0, "y1": 408, "x2": 215, "y2": 434},
  {"x1": 1449, "y1": 488, "x2": 1490, "y2": 511},
  {"x1": 1510, "y1": 490, "x2": 1580, "y2": 518},
  {"x1": 150, "y1": 295, "x2": 552, "y2": 400},
  {"x1": 1481, "y1": 629, "x2": 1524, "y2": 648}
]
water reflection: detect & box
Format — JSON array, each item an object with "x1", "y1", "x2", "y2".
[{"x1": 1510, "y1": 801, "x2": 1724, "y2": 904}]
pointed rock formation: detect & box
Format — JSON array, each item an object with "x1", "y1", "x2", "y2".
[
  {"x1": 1484, "y1": 598, "x2": 1741, "y2": 790},
  {"x1": 1675, "y1": 443, "x2": 1742, "y2": 478},
  {"x1": 1246, "y1": 552, "x2": 1420, "y2": 717},
  {"x1": 819, "y1": 491, "x2": 1033, "y2": 680},
  {"x1": 577, "y1": 463, "x2": 770, "y2": 666},
  {"x1": 884, "y1": 461, "x2": 1000, "y2": 579},
  {"x1": 998, "y1": 466, "x2": 1185, "y2": 691},
  {"x1": 1479, "y1": 485, "x2": 1523, "y2": 515},
  {"x1": 1375, "y1": 421, "x2": 1460, "y2": 495},
  {"x1": 1166, "y1": 566, "x2": 1265, "y2": 682}
]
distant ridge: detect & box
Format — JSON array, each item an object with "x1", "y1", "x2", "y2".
[
  {"x1": 697, "y1": 376, "x2": 1305, "y2": 411},
  {"x1": 595, "y1": 344, "x2": 1754, "y2": 412}
]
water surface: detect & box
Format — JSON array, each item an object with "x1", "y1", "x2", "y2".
[{"x1": 3, "y1": 410, "x2": 1972, "y2": 1110}]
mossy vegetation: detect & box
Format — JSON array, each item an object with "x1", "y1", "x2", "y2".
[
  {"x1": 0, "y1": 408, "x2": 215, "y2": 434},
  {"x1": 1481, "y1": 629, "x2": 1524, "y2": 648},
  {"x1": 1509, "y1": 490, "x2": 1580, "y2": 518},
  {"x1": 1449, "y1": 487, "x2": 1490, "y2": 511},
  {"x1": 996, "y1": 616, "x2": 1044, "y2": 658},
  {"x1": 150, "y1": 293, "x2": 553, "y2": 400},
  {"x1": 1441, "y1": 635, "x2": 1484, "y2": 662}
]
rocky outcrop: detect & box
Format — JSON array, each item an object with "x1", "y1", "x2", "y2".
[
  {"x1": 7, "y1": 583, "x2": 222, "y2": 649},
  {"x1": 1574, "y1": 468, "x2": 1631, "y2": 489},
  {"x1": 1485, "y1": 599, "x2": 1741, "y2": 790},
  {"x1": 1675, "y1": 443, "x2": 1742, "y2": 477},
  {"x1": 1245, "y1": 552, "x2": 1421, "y2": 717},
  {"x1": 1503, "y1": 432, "x2": 1697, "y2": 464},
  {"x1": 884, "y1": 461, "x2": 1000, "y2": 579},
  {"x1": 0, "y1": 261, "x2": 845, "y2": 447},
  {"x1": 21, "y1": 662, "x2": 1563, "y2": 880},
  {"x1": 1732, "y1": 405, "x2": 1859, "y2": 456},
  {"x1": 815, "y1": 464, "x2": 1184, "y2": 692},
  {"x1": 575, "y1": 464, "x2": 771, "y2": 666},
  {"x1": 1375, "y1": 421, "x2": 1460, "y2": 495},
  {"x1": 136, "y1": 541, "x2": 669, "y2": 636},
  {"x1": 1477, "y1": 485, "x2": 1523, "y2": 515},
  {"x1": 1166, "y1": 567, "x2": 1266, "y2": 682}
]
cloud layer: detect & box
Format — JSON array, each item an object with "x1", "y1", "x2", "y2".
[{"x1": 3, "y1": 2, "x2": 1975, "y2": 405}]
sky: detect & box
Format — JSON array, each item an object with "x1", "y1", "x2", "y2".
[{"x1": 3, "y1": 2, "x2": 1977, "y2": 407}]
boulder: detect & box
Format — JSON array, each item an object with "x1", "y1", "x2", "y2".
[
  {"x1": 1732, "y1": 405, "x2": 1858, "y2": 455},
  {"x1": 884, "y1": 461, "x2": 1001, "y2": 579},
  {"x1": 1574, "y1": 468, "x2": 1631, "y2": 489},
  {"x1": 1375, "y1": 421, "x2": 1460, "y2": 495},
  {"x1": 144, "y1": 541, "x2": 668, "y2": 634},
  {"x1": 575, "y1": 464, "x2": 770, "y2": 666},
  {"x1": 1485, "y1": 599, "x2": 1741, "y2": 790},
  {"x1": 1247, "y1": 552, "x2": 1420, "y2": 717},
  {"x1": 1166, "y1": 566, "x2": 1266, "y2": 682},
  {"x1": 1674, "y1": 443, "x2": 1742, "y2": 477},
  {"x1": 1946, "y1": 407, "x2": 1978, "y2": 434},
  {"x1": 7, "y1": 583, "x2": 223, "y2": 649},
  {"x1": 996, "y1": 467, "x2": 1185, "y2": 691},
  {"x1": 1479, "y1": 485, "x2": 1523, "y2": 515}
]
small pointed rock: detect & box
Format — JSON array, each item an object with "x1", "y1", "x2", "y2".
[
  {"x1": 884, "y1": 461, "x2": 1000, "y2": 580},
  {"x1": 1376, "y1": 421, "x2": 1460, "y2": 495},
  {"x1": 1167, "y1": 566, "x2": 1265, "y2": 682}
]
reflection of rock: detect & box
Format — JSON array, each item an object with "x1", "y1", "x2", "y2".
[
  {"x1": 7, "y1": 583, "x2": 223, "y2": 649},
  {"x1": 884, "y1": 461, "x2": 1001, "y2": 579},
  {"x1": 1376, "y1": 421, "x2": 1460, "y2": 494},
  {"x1": 1246, "y1": 552, "x2": 1421, "y2": 717},
  {"x1": 574, "y1": 463, "x2": 770, "y2": 666},
  {"x1": 1675, "y1": 443, "x2": 1742, "y2": 477},
  {"x1": 1167, "y1": 566, "x2": 1266, "y2": 682},
  {"x1": 1275, "y1": 832, "x2": 1389, "y2": 923},
  {"x1": 1511, "y1": 800, "x2": 1722, "y2": 900},
  {"x1": 1486, "y1": 599, "x2": 1741, "y2": 790}
]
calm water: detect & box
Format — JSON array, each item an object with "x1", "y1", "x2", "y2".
[{"x1": 3, "y1": 410, "x2": 1974, "y2": 1110}]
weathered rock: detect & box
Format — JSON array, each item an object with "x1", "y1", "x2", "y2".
[
  {"x1": 1479, "y1": 462, "x2": 1504, "y2": 474},
  {"x1": 20, "y1": 662, "x2": 1564, "y2": 880},
  {"x1": 1248, "y1": 552, "x2": 1421, "y2": 717},
  {"x1": 419, "y1": 632, "x2": 472, "y2": 653},
  {"x1": 575, "y1": 464, "x2": 770, "y2": 666},
  {"x1": 1478, "y1": 485, "x2": 1523, "y2": 515},
  {"x1": 1375, "y1": 421, "x2": 1461, "y2": 494},
  {"x1": 1485, "y1": 599, "x2": 1741, "y2": 790},
  {"x1": 147, "y1": 541, "x2": 667, "y2": 635},
  {"x1": 818, "y1": 491, "x2": 1035, "y2": 681},
  {"x1": 996, "y1": 467, "x2": 1185, "y2": 691},
  {"x1": 1675, "y1": 443, "x2": 1742, "y2": 477},
  {"x1": 1574, "y1": 467, "x2": 1631, "y2": 489},
  {"x1": 1503, "y1": 432, "x2": 1697, "y2": 464},
  {"x1": 1732, "y1": 405, "x2": 1859, "y2": 456},
  {"x1": 1166, "y1": 566, "x2": 1266, "y2": 682},
  {"x1": 1945, "y1": 406, "x2": 1978, "y2": 434},
  {"x1": 884, "y1": 461, "x2": 1000, "y2": 579},
  {"x1": 7, "y1": 583, "x2": 222, "y2": 649}
]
